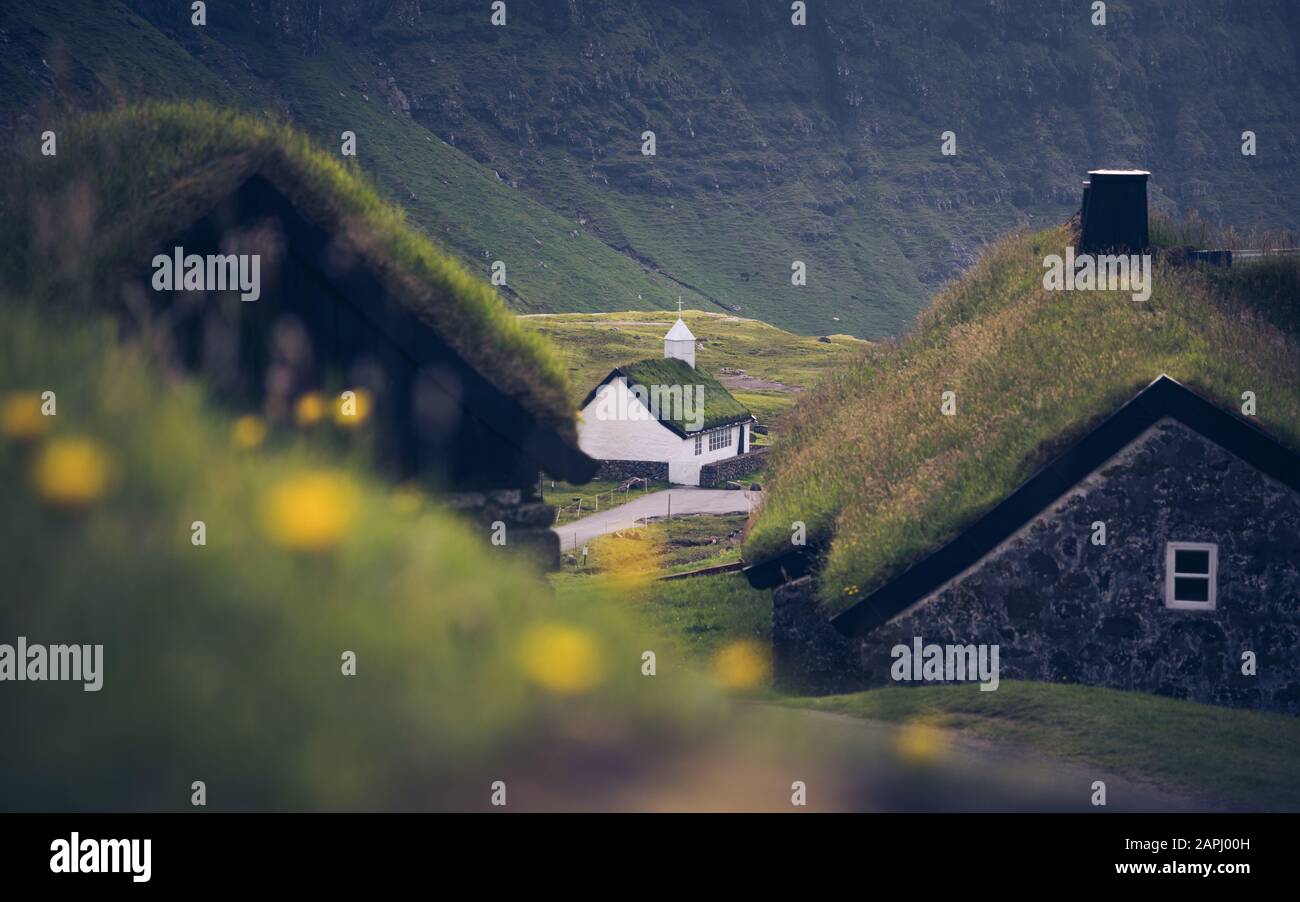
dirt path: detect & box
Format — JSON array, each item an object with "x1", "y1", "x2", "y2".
[{"x1": 716, "y1": 373, "x2": 801, "y2": 392}]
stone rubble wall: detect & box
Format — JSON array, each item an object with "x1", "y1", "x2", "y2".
[
  {"x1": 699, "y1": 448, "x2": 768, "y2": 488},
  {"x1": 773, "y1": 420, "x2": 1300, "y2": 714},
  {"x1": 592, "y1": 459, "x2": 670, "y2": 483}
]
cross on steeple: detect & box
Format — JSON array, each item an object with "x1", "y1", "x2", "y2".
[{"x1": 663, "y1": 303, "x2": 697, "y2": 369}]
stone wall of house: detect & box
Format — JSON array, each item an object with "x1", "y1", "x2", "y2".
[
  {"x1": 446, "y1": 488, "x2": 560, "y2": 570},
  {"x1": 700, "y1": 448, "x2": 768, "y2": 488},
  {"x1": 773, "y1": 419, "x2": 1300, "y2": 714},
  {"x1": 772, "y1": 576, "x2": 865, "y2": 696},
  {"x1": 592, "y1": 459, "x2": 670, "y2": 483}
]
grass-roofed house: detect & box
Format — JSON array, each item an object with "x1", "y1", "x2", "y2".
[
  {"x1": 743, "y1": 221, "x2": 1300, "y2": 715},
  {"x1": 576, "y1": 316, "x2": 758, "y2": 487},
  {"x1": 0, "y1": 104, "x2": 595, "y2": 567}
]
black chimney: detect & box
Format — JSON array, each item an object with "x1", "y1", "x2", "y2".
[{"x1": 1079, "y1": 169, "x2": 1150, "y2": 253}]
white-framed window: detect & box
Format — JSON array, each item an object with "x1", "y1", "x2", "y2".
[
  {"x1": 1165, "y1": 542, "x2": 1217, "y2": 610},
  {"x1": 708, "y1": 426, "x2": 733, "y2": 452},
  {"x1": 694, "y1": 434, "x2": 702, "y2": 456}
]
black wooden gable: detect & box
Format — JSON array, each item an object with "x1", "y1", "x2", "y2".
[{"x1": 142, "y1": 173, "x2": 595, "y2": 489}]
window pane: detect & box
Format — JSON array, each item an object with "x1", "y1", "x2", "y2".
[
  {"x1": 1174, "y1": 576, "x2": 1210, "y2": 603},
  {"x1": 1174, "y1": 549, "x2": 1210, "y2": 574}
]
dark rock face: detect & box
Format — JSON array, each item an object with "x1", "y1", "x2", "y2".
[
  {"x1": 772, "y1": 577, "x2": 863, "y2": 696},
  {"x1": 126, "y1": 0, "x2": 332, "y2": 52},
  {"x1": 112, "y1": 0, "x2": 1300, "y2": 337},
  {"x1": 699, "y1": 448, "x2": 768, "y2": 488},
  {"x1": 773, "y1": 419, "x2": 1300, "y2": 714}
]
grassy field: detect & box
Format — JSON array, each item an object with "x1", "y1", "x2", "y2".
[
  {"x1": 746, "y1": 222, "x2": 1300, "y2": 612},
  {"x1": 544, "y1": 477, "x2": 670, "y2": 525},
  {"x1": 522, "y1": 310, "x2": 867, "y2": 425},
  {"x1": 635, "y1": 573, "x2": 771, "y2": 668},
  {"x1": 551, "y1": 514, "x2": 769, "y2": 678},
  {"x1": 555, "y1": 513, "x2": 748, "y2": 574},
  {"x1": 651, "y1": 513, "x2": 750, "y2": 575},
  {"x1": 553, "y1": 568, "x2": 771, "y2": 675},
  {"x1": 788, "y1": 682, "x2": 1300, "y2": 811}
]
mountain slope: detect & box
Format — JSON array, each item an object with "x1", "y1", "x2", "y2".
[
  {"x1": 0, "y1": 0, "x2": 715, "y2": 319},
  {"x1": 5, "y1": 1, "x2": 1299, "y2": 338},
  {"x1": 0, "y1": 102, "x2": 589, "y2": 439},
  {"x1": 342, "y1": 0, "x2": 1300, "y2": 336}
]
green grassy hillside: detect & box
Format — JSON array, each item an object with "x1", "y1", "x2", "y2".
[
  {"x1": 6, "y1": 0, "x2": 1299, "y2": 337},
  {"x1": 523, "y1": 310, "x2": 867, "y2": 425},
  {"x1": 1, "y1": 1, "x2": 714, "y2": 320},
  {"x1": 360, "y1": 0, "x2": 1300, "y2": 336},
  {"x1": 745, "y1": 223, "x2": 1300, "y2": 612}
]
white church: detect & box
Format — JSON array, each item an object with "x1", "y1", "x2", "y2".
[{"x1": 577, "y1": 316, "x2": 755, "y2": 486}]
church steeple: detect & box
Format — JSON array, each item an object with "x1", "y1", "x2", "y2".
[{"x1": 663, "y1": 299, "x2": 696, "y2": 369}]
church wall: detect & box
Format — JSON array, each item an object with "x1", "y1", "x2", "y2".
[
  {"x1": 577, "y1": 379, "x2": 751, "y2": 474},
  {"x1": 674, "y1": 423, "x2": 748, "y2": 466},
  {"x1": 578, "y1": 378, "x2": 686, "y2": 462}
]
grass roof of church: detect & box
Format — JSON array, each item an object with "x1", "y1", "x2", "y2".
[
  {"x1": 617, "y1": 357, "x2": 751, "y2": 434},
  {"x1": 0, "y1": 102, "x2": 576, "y2": 443},
  {"x1": 744, "y1": 221, "x2": 1300, "y2": 615}
]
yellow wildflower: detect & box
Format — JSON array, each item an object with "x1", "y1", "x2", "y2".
[
  {"x1": 262, "y1": 470, "x2": 359, "y2": 552},
  {"x1": 294, "y1": 392, "x2": 326, "y2": 427},
  {"x1": 32, "y1": 436, "x2": 112, "y2": 508},
  {"x1": 231, "y1": 414, "x2": 267, "y2": 449},
  {"x1": 1, "y1": 391, "x2": 50, "y2": 441},
  {"x1": 895, "y1": 721, "x2": 948, "y2": 765},
  {"x1": 333, "y1": 389, "x2": 373, "y2": 428},
  {"x1": 712, "y1": 639, "x2": 771, "y2": 691},
  {"x1": 519, "y1": 623, "x2": 604, "y2": 694}
]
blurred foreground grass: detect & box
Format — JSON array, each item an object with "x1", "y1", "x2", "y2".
[
  {"x1": 790, "y1": 681, "x2": 1300, "y2": 811},
  {"x1": 0, "y1": 300, "x2": 726, "y2": 811}
]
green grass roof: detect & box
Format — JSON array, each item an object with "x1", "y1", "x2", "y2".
[
  {"x1": 0, "y1": 102, "x2": 577, "y2": 443},
  {"x1": 745, "y1": 223, "x2": 1300, "y2": 615},
  {"x1": 615, "y1": 357, "x2": 751, "y2": 434}
]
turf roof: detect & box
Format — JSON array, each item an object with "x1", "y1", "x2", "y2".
[
  {"x1": 744, "y1": 223, "x2": 1300, "y2": 615},
  {"x1": 594, "y1": 357, "x2": 752, "y2": 435},
  {"x1": 0, "y1": 102, "x2": 576, "y2": 443}
]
